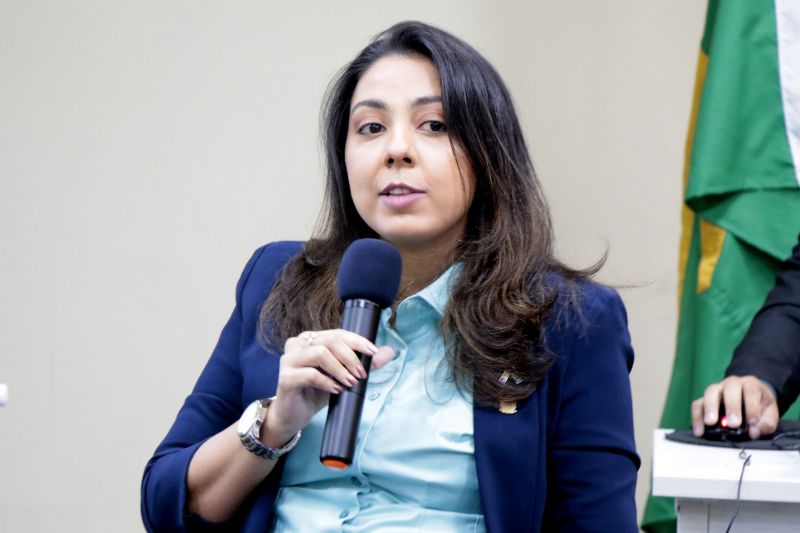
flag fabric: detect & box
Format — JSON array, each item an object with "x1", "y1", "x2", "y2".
[{"x1": 642, "y1": 0, "x2": 800, "y2": 531}]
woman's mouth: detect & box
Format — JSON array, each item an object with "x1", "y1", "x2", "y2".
[
  {"x1": 380, "y1": 183, "x2": 424, "y2": 196},
  {"x1": 379, "y1": 183, "x2": 424, "y2": 208}
]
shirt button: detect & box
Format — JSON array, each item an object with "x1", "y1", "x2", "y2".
[
  {"x1": 368, "y1": 391, "x2": 380, "y2": 401},
  {"x1": 339, "y1": 510, "x2": 349, "y2": 519}
]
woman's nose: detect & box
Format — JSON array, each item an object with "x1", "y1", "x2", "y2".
[{"x1": 385, "y1": 128, "x2": 415, "y2": 167}]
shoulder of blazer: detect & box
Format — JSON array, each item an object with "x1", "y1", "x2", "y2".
[
  {"x1": 236, "y1": 241, "x2": 304, "y2": 342},
  {"x1": 541, "y1": 275, "x2": 629, "y2": 362},
  {"x1": 238, "y1": 241, "x2": 304, "y2": 311}
]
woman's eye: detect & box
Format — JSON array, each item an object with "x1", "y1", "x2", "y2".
[
  {"x1": 422, "y1": 120, "x2": 447, "y2": 133},
  {"x1": 357, "y1": 122, "x2": 384, "y2": 135}
]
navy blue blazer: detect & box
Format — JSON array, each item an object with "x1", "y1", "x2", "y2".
[
  {"x1": 727, "y1": 232, "x2": 800, "y2": 414},
  {"x1": 141, "y1": 242, "x2": 640, "y2": 532}
]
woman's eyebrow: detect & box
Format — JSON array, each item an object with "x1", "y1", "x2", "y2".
[
  {"x1": 412, "y1": 95, "x2": 442, "y2": 107},
  {"x1": 351, "y1": 99, "x2": 387, "y2": 115},
  {"x1": 350, "y1": 95, "x2": 443, "y2": 116}
]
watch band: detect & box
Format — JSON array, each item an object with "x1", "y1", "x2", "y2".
[{"x1": 238, "y1": 397, "x2": 302, "y2": 460}]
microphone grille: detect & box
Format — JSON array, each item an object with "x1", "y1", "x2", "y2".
[{"x1": 337, "y1": 239, "x2": 402, "y2": 308}]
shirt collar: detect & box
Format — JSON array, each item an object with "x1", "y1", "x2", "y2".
[{"x1": 407, "y1": 262, "x2": 463, "y2": 318}]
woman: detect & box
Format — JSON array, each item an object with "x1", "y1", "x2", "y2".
[{"x1": 142, "y1": 21, "x2": 639, "y2": 532}]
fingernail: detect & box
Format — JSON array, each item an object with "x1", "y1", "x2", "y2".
[
  {"x1": 750, "y1": 427, "x2": 761, "y2": 440},
  {"x1": 358, "y1": 365, "x2": 367, "y2": 379},
  {"x1": 704, "y1": 412, "x2": 716, "y2": 424},
  {"x1": 333, "y1": 384, "x2": 343, "y2": 393},
  {"x1": 728, "y1": 414, "x2": 740, "y2": 427},
  {"x1": 693, "y1": 424, "x2": 704, "y2": 437},
  {"x1": 365, "y1": 343, "x2": 378, "y2": 355},
  {"x1": 348, "y1": 375, "x2": 358, "y2": 387}
]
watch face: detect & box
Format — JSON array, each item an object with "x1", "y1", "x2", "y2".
[{"x1": 237, "y1": 400, "x2": 260, "y2": 436}]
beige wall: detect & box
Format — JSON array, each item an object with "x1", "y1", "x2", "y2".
[{"x1": 0, "y1": 1, "x2": 704, "y2": 530}]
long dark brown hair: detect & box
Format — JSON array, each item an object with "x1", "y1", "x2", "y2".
[{"x1": 259, "y1": 21, "x2": 601, "y2": 407}]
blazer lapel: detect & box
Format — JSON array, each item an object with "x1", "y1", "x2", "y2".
[{"x1": 474, "y1": 393, "x2": 543, "y2": 533}]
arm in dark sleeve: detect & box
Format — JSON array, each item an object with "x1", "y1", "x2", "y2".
[
  {"x1": 140, "y1": 245, "x2": 267, "y2": 532},
  {"x1": 726, "y1": 233, "x2": 800, "y2": 414},
  {"x1": 544, "y1": 285, "x2": 641, "y2": 532}
]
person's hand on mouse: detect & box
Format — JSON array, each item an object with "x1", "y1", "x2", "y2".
[{"x1": 691, "y1": 375, "x2": 779, "y2": 439}]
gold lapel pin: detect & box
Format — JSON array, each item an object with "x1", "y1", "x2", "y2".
[{"x1": 498, "y1": 400, "x2": 518, "y2": 414}]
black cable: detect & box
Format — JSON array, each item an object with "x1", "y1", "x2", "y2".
[
  {"x1": 716, "y1": 429, "x2": 800, "y2": 531},
  {"x1": 725, "y1": 451, "x2": 751, "y2": 533},
  {"x1": 770, "y1": 431, "x2": 800, "y2": 451}
]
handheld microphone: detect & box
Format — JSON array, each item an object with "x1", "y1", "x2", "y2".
[{"x1": 320, "y1": 239, "x2": 402, "y2": 469}]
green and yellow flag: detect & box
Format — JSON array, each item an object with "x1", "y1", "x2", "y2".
[{"x1": 642, "y1": 1, "x2": 800, "y2": 531}]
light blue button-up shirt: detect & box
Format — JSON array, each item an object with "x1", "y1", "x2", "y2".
[{"x1": 271, "y1": 265, "x2": 485, "y2": 532}]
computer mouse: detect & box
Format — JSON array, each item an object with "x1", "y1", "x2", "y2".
[{"x1": 702, "y1": 403, "x2": 750, "y2": 442}]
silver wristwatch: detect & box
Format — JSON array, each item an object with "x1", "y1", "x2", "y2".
[{"x1": 236, "y1": 397, "x2": 301, "y2": 460}]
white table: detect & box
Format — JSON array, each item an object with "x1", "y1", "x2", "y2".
[{"x1": 652, "y1": 429, "x2": 800, "y2": 532}]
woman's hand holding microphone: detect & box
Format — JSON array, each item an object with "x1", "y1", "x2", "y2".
[
  {"x1": 186, "y1": 328, "x2": 394, "y2": 523},
  {"x1": 262, "y1": 329, "x2": 395, "y2": 449}
]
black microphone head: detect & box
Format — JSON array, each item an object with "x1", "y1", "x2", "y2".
[{"x1": 337, "y1": 239, "x2": 402, "y2": 308}]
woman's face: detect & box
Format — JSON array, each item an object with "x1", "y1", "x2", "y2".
[{"x1": 344, "y1": 54, "x2": 475, "y2": 256}]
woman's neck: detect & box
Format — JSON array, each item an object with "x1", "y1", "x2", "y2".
[{"x1": 395, "y1": 247, "x2": 455, "y2": 301}]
